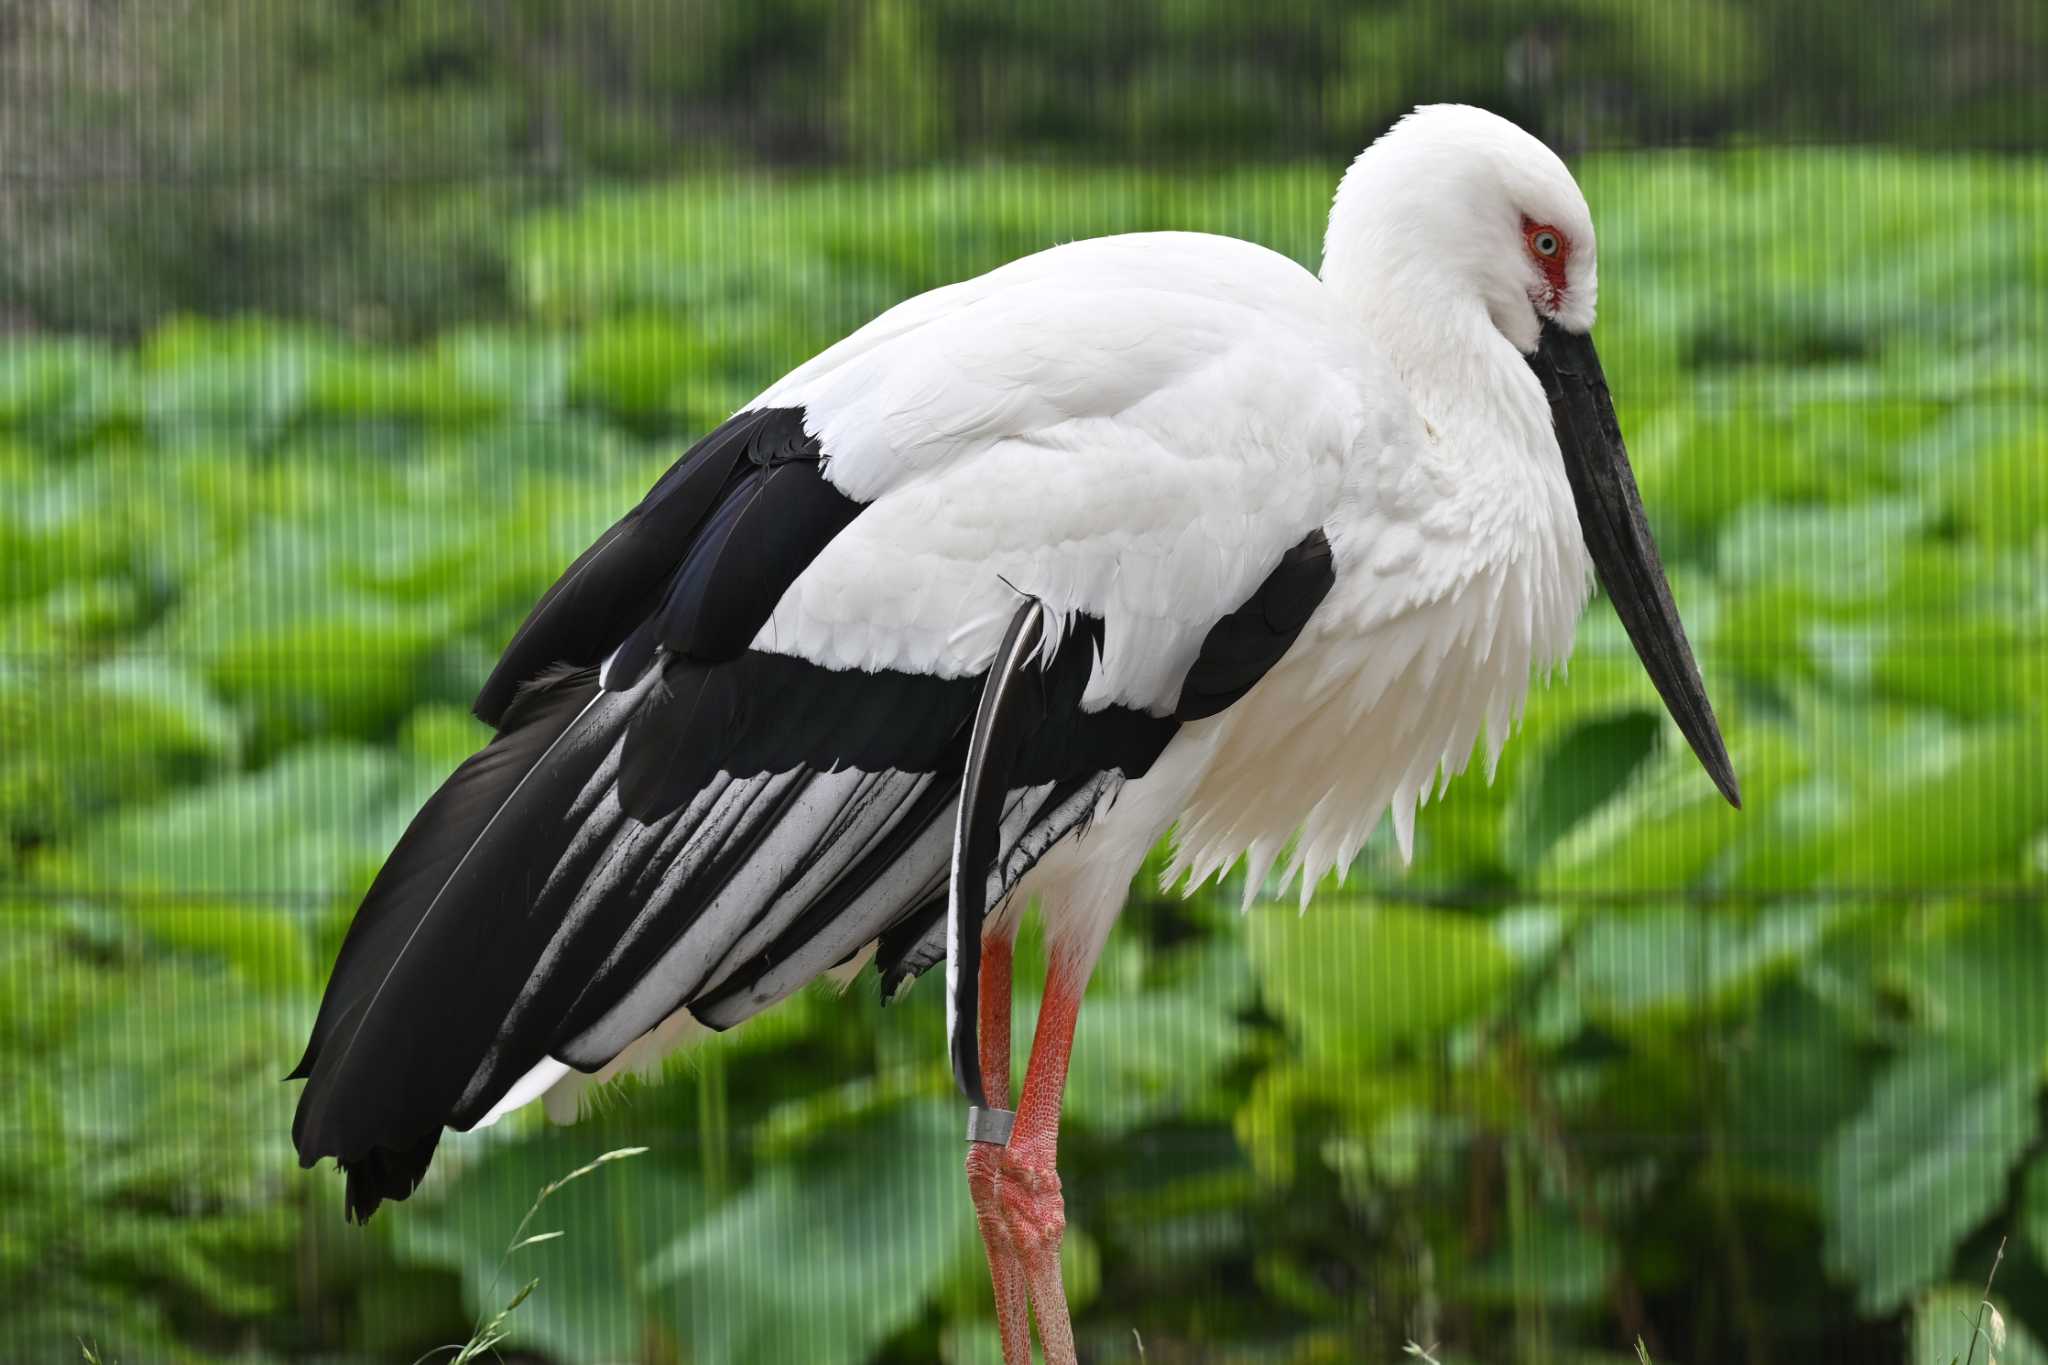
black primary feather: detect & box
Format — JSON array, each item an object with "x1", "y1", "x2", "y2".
[{"x1": 291, "y1": 664, "x2": 623, "y2": 1220}]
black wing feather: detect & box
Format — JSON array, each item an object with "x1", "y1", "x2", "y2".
[
  {"x1": 291, "y1": 665, "x2": 631, "y2": 1217},
  {"x1": 296, "y1": 396, "x2": 1337, "y2": 1220},
  {"x1": 947, "y1": 600, "x2": 1050, "y2": 1109},
  {"x1": 1175, "y1": 529, "x2": 1334, "y2": 721},
  {"x1": 474, "y1": 407, "x2": 842, "y2": 725},
  {"x1": 612, "y1": 458, "x2": 864, "y2": 673}
]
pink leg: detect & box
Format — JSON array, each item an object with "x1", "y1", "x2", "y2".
[
  {"x1": 996, "y1": 955, "x2": 1087, "y2": 1365},
  {"x1": 965, "y1": 936, "x2": 1032, "y2": 1365}
]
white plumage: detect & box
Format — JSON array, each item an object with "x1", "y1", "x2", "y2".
[
  {"x1": 756, "y1": 233, "x2": 1353, "y2": 699},
  {"x1": 298, "y1": 104, "x2": 1737, "y2": 1365}
]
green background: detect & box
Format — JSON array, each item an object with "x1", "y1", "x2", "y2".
[{"x1": 3, "y1": 2, "x2": 2046, "y2": 1362}]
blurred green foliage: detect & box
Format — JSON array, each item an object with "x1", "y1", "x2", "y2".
[
  {"x1": 3, "y1": 146, "x2": 2045, "y2": 1362},
  {"x1": 3, "y1": 0, "x2": 2044, "y2": 337}
]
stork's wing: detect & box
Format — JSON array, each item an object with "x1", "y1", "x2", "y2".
[{"x1": 290, "y1": 233, "x2": 1354, "y2": 1219}]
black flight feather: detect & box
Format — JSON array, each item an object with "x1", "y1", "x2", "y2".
[
  {"x1": 629, "y1": 460, "x2": 865, "y2": 665},
  {"x1": 292, "y1": 664, "x2": 625, "y2": 1219},
  {"x1": 948, "y1": 600, "x2": 1048, "y2": 1109},
  {"x1": 1175, "y1": 529, "x2": 1334, "y2": 721},
  {"x1": 474, "y1": 407, "x2": 842, "y2": 725}
]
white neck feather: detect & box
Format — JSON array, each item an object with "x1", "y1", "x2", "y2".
[
  {"x1": 1320, "y1": 163, "x2": 1552, "y2": 471},
  {"x1": 1163, "y1": 151, "x2": 1596, "y2": 907}
]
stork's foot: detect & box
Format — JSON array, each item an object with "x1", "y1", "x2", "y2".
[
  {"x1": 968, "y1": 1142, "x2": 1032, "y2": 1364},
  {"x1": 968, "y1": 1140, "x2": 1075, "y2": 1365}
]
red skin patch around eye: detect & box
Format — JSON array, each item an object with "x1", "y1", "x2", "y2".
[{"x1": 1522, "y1": 216, "x2": 1570, "y2": 312}]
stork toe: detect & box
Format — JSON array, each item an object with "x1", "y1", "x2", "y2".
[
  {"x1": 994, "y1": 1152, "x2": 1065, "y2": 1262},
  {"x1": 967, "y1": 1143, "x2": 1033, "y2": 1363},
  {"x1": 990, "y1": 1145, "x2": 1077, "y2": 1365}
]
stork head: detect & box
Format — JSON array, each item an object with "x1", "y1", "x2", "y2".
[
  {"x1": 1324, "y1": 103, "x2": 1599, "y2": 350},
  {"x1": 1327, "y1": 105, "x2": 1741, "y2": 810}
]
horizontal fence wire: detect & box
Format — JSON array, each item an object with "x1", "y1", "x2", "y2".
[
  {"x1": 0, "y1": 131, "x2": 2043, "y2": 187},
  {"x1": 4, "y1": 390, "x2": 2047, "y2": 423},
  {"x1": 5, "y1": 884, "x2": 2042, "y2": 912},
  {"x1": 10, "y1": 643, "x2": 2048, "y2": 664}
]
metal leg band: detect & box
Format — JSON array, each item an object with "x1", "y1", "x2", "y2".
[{"x1": 966, "y1": 1105, "x2": 1016, "y2": 1146}]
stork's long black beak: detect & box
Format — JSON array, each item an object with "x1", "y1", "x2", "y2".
[{"x1": 1529, "y1": 320, "x2": 1742, "y2": 809}]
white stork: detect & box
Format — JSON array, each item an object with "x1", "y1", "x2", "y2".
[{"x1": 292, "y1": 103, "x2": 1738, "y2": 1362}]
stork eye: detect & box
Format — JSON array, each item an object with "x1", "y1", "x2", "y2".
[{"x1": 1528, "y1": 227, "x2": 1562, "y2": 258}]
